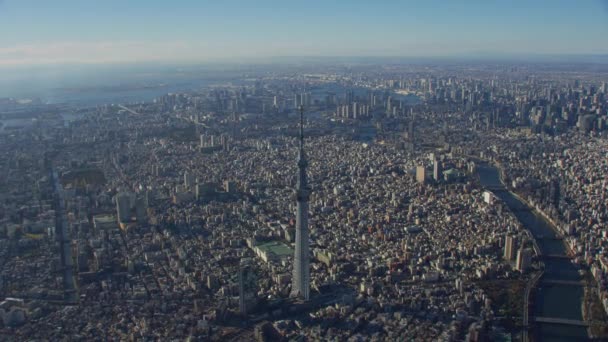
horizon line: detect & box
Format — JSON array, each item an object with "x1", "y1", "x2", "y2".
[{"x1": 2, "y1": 53, "x2": 608, "y2": 70}]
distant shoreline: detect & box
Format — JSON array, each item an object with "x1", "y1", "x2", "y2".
[{"x1": 55, "y1": 83, "x2": 169, "y2": 93}]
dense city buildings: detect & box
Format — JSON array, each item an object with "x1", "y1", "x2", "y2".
[{"x1": 0, "y1": 60, "x2": 607, "y2": 341}]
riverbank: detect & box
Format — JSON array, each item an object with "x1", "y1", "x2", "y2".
[
  {"x1": 476, "y1": 161, "x2": 588, "y2": 340},
  {"x1": 582, "y1": 272, "x2": 608, "y2": 338},
  {"x1": 497, "y1": 171, "x2": 608, "y2": 338},
  {"x1": 493, "y1": 161, "x2": 573, "y2": 253},
  {"x1": 500, "y1": 170, "x2": 608, "y2": 340}
]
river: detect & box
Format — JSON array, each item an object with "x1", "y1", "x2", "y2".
[{"x1": 477, "y1": 164, "x2": 587, "y2": 341}]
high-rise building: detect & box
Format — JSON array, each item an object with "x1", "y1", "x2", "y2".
[
  {"x1": 416, "y1": 165, "x2": 426, "y2": 184},
  {"x1": 292, "y1": 106, "x2": 311, "y2": 301},
  {"x1": 433, "y1": 159, "x2": 442, "y2": 182},
  {"x1": 504, "y1": 236, "x2": 515, "y2": 261},
  {"x1": 516, "y1": 248, "x2": 532, "y2": 272},
  {"x1": 195, "y1": 182, "x2": 201, "y2": 201},
  {"x1": 184, "y1": 171, "x2": 195, "y2": 189},
  {"x1": 224, "y1": 180, "x2": 237, "y2": 193}
]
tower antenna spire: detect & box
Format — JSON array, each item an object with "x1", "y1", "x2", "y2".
[{"x1": 299, "y1": 105, "x2": 304, "y2": 150}]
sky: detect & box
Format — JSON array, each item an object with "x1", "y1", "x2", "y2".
[{"x1": 0, "y1": 0, "x2": 608, "y2": 67}]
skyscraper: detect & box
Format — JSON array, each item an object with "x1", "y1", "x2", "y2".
[
  {"x1": 184, "y1": 170, "x2": 195, "y2": 189},
  {"x1": 504, "y1": 236, "x2": 514, "y2": 261},
  {"x1": 433, "y1": 159, "x2": 442, "y2": 182},
  {"x1": 516, "y1": 248, "x2": 532, "y2": 272},
  {"x1": 416, "y1": 165, "x2": 426, "y2": 185},
  {"x1": 292, "y1": 106, "x2": 311, "y2": 301}
]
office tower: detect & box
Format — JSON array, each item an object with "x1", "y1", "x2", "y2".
[
  {"x1": 455, "y1": 278, "x2": 464, "y2": 295},
  {"x1": 292, "y1": 106, "x2": 311, "y2": 301},
  {"x1": 224, "y1": 180, "x2": 236, "y2": 193},
  {"x1": 195, "y1": 181, "x2": 201, "y2": 201},
  {"x1": 504, "y1": 236, "x2": 514, "y2": 261},
  {"x1": 116, "y1": 192, "x2": 132, "y2": 224},
  {"x1": 433, "y1": 159, "x2": 442, "y2": 182},
  {"x1": 416, "y1": 165, "x2": 426, "y2": 184},
  {"x1": 516, "y1": 248, "x2": 532, "y2": 272},
  {"x1": 184, "y1": 170, "x2": 195, "y2": 189},
  {"x1": 341, "y1": 105, "x2": 349, "y2": 118}
]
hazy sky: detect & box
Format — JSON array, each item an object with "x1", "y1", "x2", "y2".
[{"x1": 1, "y1": 0, "x2": 608, "y2": 66}]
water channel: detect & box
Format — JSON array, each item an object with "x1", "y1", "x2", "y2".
[{"x1": 477, "y1": 164, "x2": 587, "y2": 341}]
